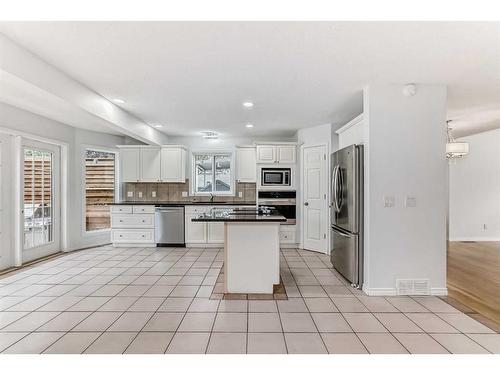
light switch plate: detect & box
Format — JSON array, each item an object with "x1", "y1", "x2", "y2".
[
  {"x1": 127, "y1": 191, "x2": 133, "y2": 198},
  {"x1": 405, "y1": 195, "x2": 417, "y2": 208},
  {"x1": 238, "y1": 191, "x2": 243, "y2": 198},
  {"x1": 181, "y1": 191, "x2": 188, "y2": 197},
  {"x1": 151, "y1": 191, "x2": 157, "y2": 198},
  {"x1": 383, "y1": 196, "x2": 395, "y2": 208},
  {"x1": 138, "y1": 191, "x2": 143, "y2": 198}
]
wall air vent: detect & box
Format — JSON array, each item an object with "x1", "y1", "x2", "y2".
[{"x1": 396, "y1": 279, "x2": 430, "y2": 296}]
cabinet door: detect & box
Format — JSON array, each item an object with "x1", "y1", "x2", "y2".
[
  {"x1": 140, "y1": 148, "x2": 161, "y2": 182},
  {"x1": 185, "y1": 214, "x2": 207, "y2": 243},
  {"x1": 277, "y1": 145, "x2": 296, "y2": 163},
  {"x1": 256, "y1": 146, "x2": 276, "y2": 163},
  {"x1": 161, "y1": 148, "x2": 185, "y2": 182},
  {"x1": 236, "y1": 147, "x2": 256, "y2": 182},
  {"x1": 120, "y1": 148, "x2": 140, "y2": 182},
  {"x1": 207, "y1": 222, "x2": 224, "y2": 244}
]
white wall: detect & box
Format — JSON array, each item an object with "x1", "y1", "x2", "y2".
[
  {"x1": 0, "y1": 102, "x2": 125, "y2": 264},
  {"x1": 363, "y1": 84, "x2": 448, "y2": 295},
  {"x1": 296, "y1": 124, "x2": 333, "y2": 252},
  {"x1": 449, "y1": 128, "x2": 500, "y2": 241}
]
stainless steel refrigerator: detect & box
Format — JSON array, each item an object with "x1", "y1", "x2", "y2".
[{"x1": 330, "y1": 144, "x2": 364, "y2": 289}]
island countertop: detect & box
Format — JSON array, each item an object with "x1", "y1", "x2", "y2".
[{"x1": 192, "y1": 207, "x2": 286, "y2": 222}]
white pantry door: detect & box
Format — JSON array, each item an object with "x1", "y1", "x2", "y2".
[
  {"x1": 302, "y1": 145, "x2": 328, "y2": 253},
  {"x1": 0, "y1": 133, "x2": 13, "y2": 270}
]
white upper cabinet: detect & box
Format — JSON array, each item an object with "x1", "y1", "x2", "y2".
[
  {"x1": 120, "y1": 148, "x2": 140, "y2": 182},
  {"x1": 256, "y1": 144, "x2": 296, "y2": 164},
  {"x1": 277, "y1": 145, "x2": 296, "y2": 163},
  {"x1": 256, "y1": 145, "x2": 277, "y2": 163},
  {"x1": 119, "y1": 146, "x2": 187, "y2": 183},
  {"x1": 236, "y1": 147, "x2": 256, "y2": 182},
  {"x1": 140, "y1": 148, "x2": 161, "y2": 182},
  {"x1": 161, "y1": 147, "x2": 186, "y2": 182}
]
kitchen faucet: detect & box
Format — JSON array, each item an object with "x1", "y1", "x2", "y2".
[{"x1": 210, "y1": 193, "x2": 214, "y2": 203}]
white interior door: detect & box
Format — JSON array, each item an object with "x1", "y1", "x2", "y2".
[
  {"x1": 0, "y1": 133, "x2": 13, "y2": 270},
  {"x1": 21, "y1": 138, "x2": 61, "y2": 263},
  {"x1": 302, "y1": 144, "x2": 328, "y2": 253}
]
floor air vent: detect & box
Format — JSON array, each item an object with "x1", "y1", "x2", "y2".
[{"x1": 396, "y1": 279, "x2": 430, "y2": 295}]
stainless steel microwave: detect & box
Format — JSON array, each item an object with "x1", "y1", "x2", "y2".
[{"x1": 261, "y1": 168, "x2": 292, "y2": 187}]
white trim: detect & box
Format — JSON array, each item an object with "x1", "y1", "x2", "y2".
[
  {"x1": 362, "y1": 287, "x2": 448, "y2": 296},
  {"x1": 335, "y1": 113, "x2": 364, "y2": 135},
  {"x1": 253, "y1": 141, "x2": 299, "y2": 146},
  {"x1": 448, "y1": 237, "x2": 500, "y2": 242},
  {"x1": 81, "y1": 144, "x2": 119, "y2": 237}
]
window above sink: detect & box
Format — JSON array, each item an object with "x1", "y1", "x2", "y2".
[{"x1": 192, "y1": 152, "x2": 234, "y2": 196}]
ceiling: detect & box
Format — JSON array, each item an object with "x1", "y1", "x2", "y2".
[{"x1": 0, "y1": 22, "x2": 499, "y2": 138}]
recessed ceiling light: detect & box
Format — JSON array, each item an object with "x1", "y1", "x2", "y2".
[
  {"x1": 113, "y1": 98, "x2": 125, "y2": 104},
  {"x1": 242, "y1": 101, "x2": 254, "y2": 108},
  {"x1": 245, "y1": 123, "x2": 254, "y2": 128},
  {"x1": 153, "y1": 124, "x2": 163, "y2": 128}
]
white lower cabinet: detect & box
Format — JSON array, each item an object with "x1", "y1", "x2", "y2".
[
  {"x1": 185, "y1": 205, "x2": 254, "y2": 247},
  {"x1": 110, "y1": 205, "x2": 156, "y2": 247},
  {"x1": 279, "y1": 225, "x2": 297, "y2": 247},
  {"x1": 207, "y1": 222, "x2": 225, "y2": 243}
]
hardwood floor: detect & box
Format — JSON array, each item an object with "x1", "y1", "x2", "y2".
[{"x1": 447, "y1": 241, "x2": 500, "y2": 324}]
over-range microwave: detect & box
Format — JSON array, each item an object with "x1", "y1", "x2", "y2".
[{"x1": 260, "y1": 168, "x2": 292, "y2": 187}]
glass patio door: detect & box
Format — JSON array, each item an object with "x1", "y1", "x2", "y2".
[{"x1": 22, "y1": 139, "x2": 60, "y2": 262}]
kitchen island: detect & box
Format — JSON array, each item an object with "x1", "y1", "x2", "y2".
[{"x1": 193, "y1": 207, "x2": 286, "y2": 294}]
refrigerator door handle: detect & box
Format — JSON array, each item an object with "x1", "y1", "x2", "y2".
[
  {"x1": 331, "y1": 165, "x2": 337, "y2": 208},
  {"x1": 333, "y1": 165, "x2": 341, "y2": 213},
  {"x1": 333, "y1": 229, "x2": 352, "y2": 238},
  {"x1": 337, "y1": 167, "x2": 344, "y2": 211}
]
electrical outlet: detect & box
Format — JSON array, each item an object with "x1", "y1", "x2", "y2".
[
  {"x1": 405, "y1": 195, "x2": 417, "y2": 208},
  {"x1": 383, "y1": 196, "x2": 395, "y2": 208},
  {"x1": 151, "y1": 191, "x2": 156, "y2": 198},
  {"x1": 127, "y1": 191, "x2": 133, "y2": 198},
  {"x1": 138, "y1": 191, "x2": 143, "y2": 198},
  {"x1": 181, "y1": 191, "x2": 188, "y2": 198},
  {"x1": 238, "y1": 191, "x2": 243, "y2": 198}
]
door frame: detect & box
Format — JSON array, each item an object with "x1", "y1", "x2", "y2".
[
  {"x1": 0, "y1": 133, "x2": 14, "y2": 270},
  {"x1": 6, "y1": 129, "x2": 69, "y2": 267},
  {"x1": 300, "y1": 143, "x2": 330, "y2": 254},
  {"x1": 18, "y1": 137, "x2": 62, "y2": 263}
]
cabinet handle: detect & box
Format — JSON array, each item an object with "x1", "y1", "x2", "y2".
[
  {"x1": 119, "y1": 235, "x2": 123, "y2": 238},
  {"x1": 119, "y1": 220, "x2": 123, "y2": 222},
  {"x1": 141, "y1": 235, "x2": 145, "y2": 238},
  {"x1": 142, "y1": 220, "x2": 145, "y2": 223}
]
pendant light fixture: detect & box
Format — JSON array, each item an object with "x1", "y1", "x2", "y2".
[{"x1": 446, "y1": 120, "x2": 469, "y2": 159}]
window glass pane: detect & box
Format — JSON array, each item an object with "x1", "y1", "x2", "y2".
[
  {"x1": 195, "y1": 154, "x2": 213, "y2": 192},
  {"x1": 85, "y1": 149, "x2": 116, "y2": 231},
  {"x1": 23, "y1": 149, "x2": 34, "y2": 249},
  {"x1": 23, "y1": 148, "x2": 53, "y2": 249},
  {"x1": 214, "y1": 154, "x2": 231, "y2": 192}
]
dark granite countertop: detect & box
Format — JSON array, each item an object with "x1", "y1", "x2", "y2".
[
  {"x1": 110, "y1": 201, "x2": 256, "y2": 206},
  {"x1": 192, "y1": 207, "x2": 286, "y2": 222}
]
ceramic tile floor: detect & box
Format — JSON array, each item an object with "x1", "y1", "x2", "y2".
[{"x1": 0, "y1": 246, "x2": 499, "y2": 354}]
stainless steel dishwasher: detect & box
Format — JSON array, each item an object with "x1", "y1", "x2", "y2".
[{"x1": 155, "y1": 206, "x2": 185, "y2": 246}]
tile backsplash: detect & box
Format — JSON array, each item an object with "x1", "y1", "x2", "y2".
[{"x1": 122, "y1": 179, "x2": 257, "y2": 203}]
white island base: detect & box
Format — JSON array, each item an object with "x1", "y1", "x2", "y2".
[{"x1": 224, "y1": 222, "x2": 281, "y2": 294}]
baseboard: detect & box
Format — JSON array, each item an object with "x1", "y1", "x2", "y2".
[
  {"x1": 449, "y1": 237, "x2": 500, "y2": 242},
  {"x1": 112, "y1": 243, "x2": 156, "y2": 248},
  {"x1": 363, "y1": 287, "x2": 448, "y2": 296}
]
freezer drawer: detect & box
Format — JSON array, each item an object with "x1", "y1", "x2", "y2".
[{"x1": 331, "y1": 227, "x2": 362, "y2": 288}]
